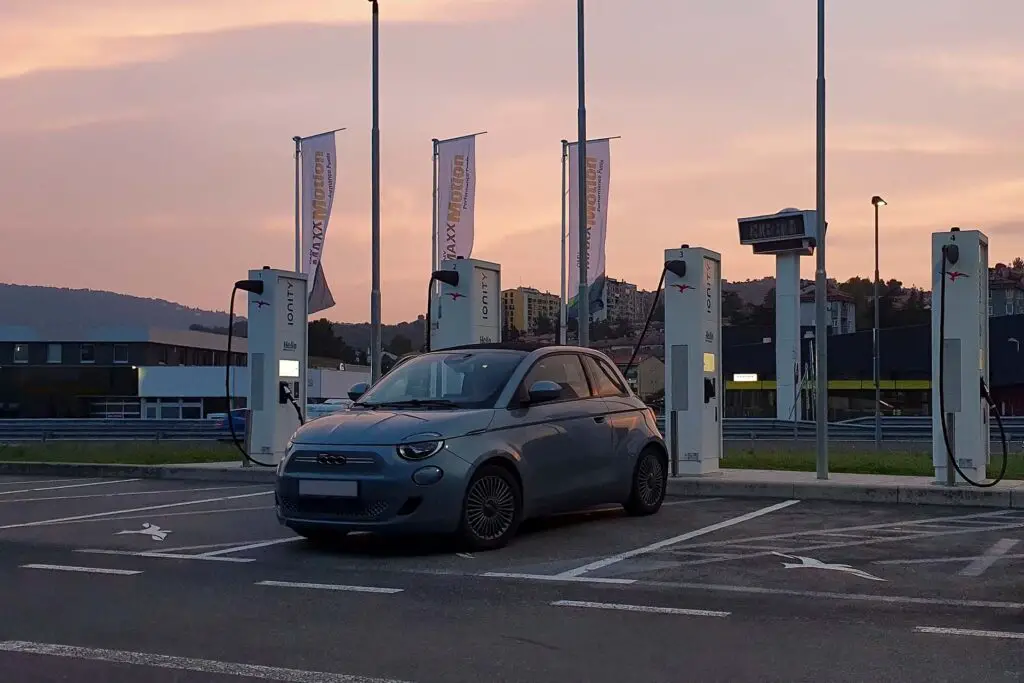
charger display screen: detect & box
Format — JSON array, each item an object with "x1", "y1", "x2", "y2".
[{"x1": 279, "y1": 359, "x2": 300, "y2": 378}]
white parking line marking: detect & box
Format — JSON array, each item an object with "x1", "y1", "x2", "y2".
[
  {"x1": 0, "y1": 479, "x2": 89, "y2": 487},
  {"x1": 958, "y1": 538, "x2": 1020, "y2": 577},
  {"x1": 552, "y1": 600, "x2": 730, "y2": 618},
  {"x1": 38, "y1": 505, "x2": 270, "y2": 531},
  {"x1": 875, "y1": 552, "x2": 1024, "y2": 567},
  {"x1": 662, "y1": 497, "x2": 723, "y2": 506},
  {"x1": 256, "y1": 580, "x2": 403, "y2": 594},
  {"x1": 153, "y1": 540, "x2": 274, "y2": 553},
  {"x1": 482, "y1": 572, "x2": 636, "y2": 585},
  {"x1": 0, "y1": 479, "x2": 140, "y2": 497},
  {"x1": 915, "y1": 626, "x2": 1024, "y2": 640},
  {"x1": 197, "y1": 537, "x2": 302, "y2": 557},
  {"x1": 0, "y1": 485, "x2": 263, "y2": 505},
  {"x1": 21, "y1": 564, "x2": 141, "y2": 576},
  {"x1": 76, "y1": 549, "x2": 255, "y2": 563},
  {"x1": 556, "y1": 499, "x2": 801, "y2": 577},
  {"x1": 0, "y1": 490, "x2": 272, "y2": 530},
  {"x1": 0, "y1": 640, "x2": 415, "y2": 682},
  {"x1": 640, "y1": 579, "x2": 1024, "y2": 610}
]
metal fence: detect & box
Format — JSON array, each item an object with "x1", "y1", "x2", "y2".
[{"x1": 0, "y1": 415, "x2": 1022, "y2": 443}]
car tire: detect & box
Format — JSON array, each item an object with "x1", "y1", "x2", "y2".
[
  {"x1": 456, "y1": 464, "x2": 523, "y2": 552},
  {"x1": 623, "y1": 446, "x2": 667, "y2": 516}
]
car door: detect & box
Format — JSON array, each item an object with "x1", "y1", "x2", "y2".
[
  {"x1": 503, "y1": 352, "x2": 611, "y2": 513},
  {"x1": 581, "y1": 354, "x2": 638, "y2": 499}
]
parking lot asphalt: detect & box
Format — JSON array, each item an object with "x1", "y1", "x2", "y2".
[{"x1": 0, "y1": 474, "x2": 1022, "y2": 682}]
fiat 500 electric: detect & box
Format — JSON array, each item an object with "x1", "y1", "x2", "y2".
[{"x1": 275, "y1": 343, "x2": 668, "y2": 551}]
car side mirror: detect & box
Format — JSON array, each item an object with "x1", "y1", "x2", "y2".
[
  {"x1": 527, "y1": 380, "x2": 562, "y2": 404},
  {"x1": 347, "y1": 382, "x2": 369, "y2": 401}
]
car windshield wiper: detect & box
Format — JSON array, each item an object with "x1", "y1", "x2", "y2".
[{"x1": 368, "y1": 399, "x2": 461, "y2": 409}]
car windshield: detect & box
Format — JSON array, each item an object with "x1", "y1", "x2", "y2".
[{"x1": 354, "y1": 349, "x2": 527, "y2": 410}]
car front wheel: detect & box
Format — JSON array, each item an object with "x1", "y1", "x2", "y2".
[
  {"x1": 624, "y1": 446, "x2": 667, "y2": 515},
  {"x1": 456, "y1": 464, "x2": 523, "y2": 552}
]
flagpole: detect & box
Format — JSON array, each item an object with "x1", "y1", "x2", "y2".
[
  {"x1": 431, "y1": 138, "x2": 439, "y2": 273},
  {"x1": 369, "y1": 0, "x2": 382, "y2": 384},
  {"x1": 293, "y1": 136, "x2": 302, "y2": 273},
  {"x1": 576, "y1": 0, "x2": 589, "y2": 348},
  {"x1": 560, "y1": 139, "x2": 568, "y2": 345}
]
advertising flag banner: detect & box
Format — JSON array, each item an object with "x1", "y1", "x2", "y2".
[
  {"x1": 566, "y1": 138, "x2": 611, "y2": 315},
  {"x1": 436, "y1": 135, "x2": 477, "y2": 263},
  {"x1": 300, "y1": 132, "x2": 337, "y2": 314}
]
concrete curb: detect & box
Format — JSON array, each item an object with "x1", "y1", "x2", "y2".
[
  {"x1": 0, "y1": 461, "x2": 276, "y2": 485},
  {"x1": 667, "y1": 477, "x2": 1022, "y2": 509}
]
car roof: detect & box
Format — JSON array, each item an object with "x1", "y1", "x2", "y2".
[
  {"x1": 431, "y1": 342, "x2": 612, "y2": 359},
  {"x1": 438, "y1": 342, "x2": 551, "y2": 352}
]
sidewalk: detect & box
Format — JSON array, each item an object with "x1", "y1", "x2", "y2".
[
  {"x1": 0, "y1": 460, "x2": 1020, "y2": 508},
  {"x1": 667, "y1": 468, "x2": 1024, "y2": 508}
]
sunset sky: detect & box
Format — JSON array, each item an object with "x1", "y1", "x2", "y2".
[{"x1": 2, "y1": 0, "x2": 1023, "y2": 323}]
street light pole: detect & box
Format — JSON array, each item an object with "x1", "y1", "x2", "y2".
[
  {"x1": 368, "y1": 0, "x2": 382, "y2": 383},
  {"x1": 813, "y1": 0, "x2": 829, "y2": 479},
  {"x1": 576, "y1": 0, "x2": 590, "y2": 348},
  {"x1": 871, "y1": 195, "x2": 886, "y2": 451}
]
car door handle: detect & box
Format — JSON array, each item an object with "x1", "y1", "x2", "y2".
[{"x1": 593, "y1": 416, "x2": 606, "y2": 423}]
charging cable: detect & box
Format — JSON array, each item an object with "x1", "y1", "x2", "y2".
[
  {"x1": 937, "y1": 244, "x2": 1009, "y2": 487},
  {"x1": 623, "y1": 267, "x2": 667, "y2": 381},
  {"x1": 225, "y1": 280, "x2": 277, "y2": 469},
  {"x1": 280, "y1": 382, "x2": 305, "y2": 427}
]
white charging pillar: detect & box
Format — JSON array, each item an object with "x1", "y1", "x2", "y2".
[
  {"x1": 663, "y1": 246, "x2": 723, "y2": 476},
  {"x1": 931, "y1": 229, "x2": 990, "y2": 484},
  {"x1": 246, "y1": 267, "x2": 308, "y2": 464},
  {"x1": 430, "y1": 257, "x2": 502, "y2": 351}
]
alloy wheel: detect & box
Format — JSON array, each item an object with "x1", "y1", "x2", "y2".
[
  {"x1": 637, "y1": 453, "x2": 665, "y2": 507},
  {"x1": 465, "y1": 475, "x2": 517, "y2": 541}
]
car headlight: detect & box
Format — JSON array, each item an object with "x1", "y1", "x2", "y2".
[{"x1": 396, "y1": 440, "x2": 444, "y2": 461}]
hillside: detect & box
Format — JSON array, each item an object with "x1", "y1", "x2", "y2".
[
  {"x1": 0, "y1": 283, "x2": 233, "y2": 331},
  {"x1": 0, "y1": 282, "x2": 426, "y2": 349}
]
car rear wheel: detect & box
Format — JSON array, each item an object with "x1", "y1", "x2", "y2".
[
  {"x1": 624, "y1": 447, "x2": 666, "y2": 516},
  {"x1": 457, "y1": 464, "x2": 523, "y2": 552}
]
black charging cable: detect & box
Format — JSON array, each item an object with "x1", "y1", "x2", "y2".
[
  {"x1": 226, "y1": 280, "x2": 277, "y2": 468},
  {"x1": 623, "y1": 267, "x2": 667, "y2": 381},
  {"x1": 280, "y1": 382, "x2": 305, "y2": 426},
  {"x1": 937, "y1": 244, "x2": 1009, "y2": 487}
]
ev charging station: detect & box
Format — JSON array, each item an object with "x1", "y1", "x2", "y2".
[
  {"x1": 244, "y1": 267, "x2": 308, "y2": 465},
  {"x1": 663, "y1": 245, "x2": 724, "y2": 476},
  {"x1": 931, "y1": 228, "x2": 993, "y2": 485},
  {"x1": 429, "y1": 257, "x2": 502, "y2": 351}
]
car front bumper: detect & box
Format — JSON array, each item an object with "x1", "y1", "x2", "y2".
[{"x1": 274, "y1": 444, "x2": 472, "y2": 535}]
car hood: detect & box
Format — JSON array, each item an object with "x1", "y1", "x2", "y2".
[{"x1": 290, "y1": 408, "x2": 495, "y2": 446}]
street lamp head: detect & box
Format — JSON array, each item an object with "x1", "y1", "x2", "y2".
[{"x1": 871, "y1": 196, "x2": 887, "y2": 207}]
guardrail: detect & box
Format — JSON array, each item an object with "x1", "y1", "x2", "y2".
[
  {"x1": 657, "y1": 415, "x2": 1024, "y2": 442},
  {"x1": 0, "y1": 419, "x2": 229, "y2": 442},
  {"x1": 0, "y1": 416, "x2": 1022, "y2": 443}
]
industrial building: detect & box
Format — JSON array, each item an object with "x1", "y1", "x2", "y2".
[{"x1": 0, "y1": 325, "x2": 367, "y2": 418}]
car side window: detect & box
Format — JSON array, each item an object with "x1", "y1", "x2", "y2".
[
  {"x1": 584, "y1": 356, "x2": 629, "y2": 398},
  {"x1": 520, "y1": 354, "x2": 592, "y2": 401}
]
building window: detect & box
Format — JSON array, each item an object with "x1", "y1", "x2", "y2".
[
  {"x1": 13, "y1": 344, "x2": 28, "y2": 364},
  {"x1": 113, "y1": 344, "x2": 128, "y2": 364},
  {"x1": 46, "y1": 343, "x2": 61, "y2": 363},
  {"x1": 80, "y1": 344, "x2": 96, "y2": 364}
]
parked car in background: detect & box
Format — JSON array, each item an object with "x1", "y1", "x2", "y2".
[
  {"x1": 211, "y1": 408, "x2": 246, "y2": 433},
  {"x1": 275, "y1": 343, "x2": 668, "y2": 551},
  {"x1": 306, "y1": 398, "x2": 353, "y2": 421}
]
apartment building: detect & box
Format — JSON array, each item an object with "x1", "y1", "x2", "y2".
[{"x1": 501, "y1": 287, "x2": 561, "y2": 334}]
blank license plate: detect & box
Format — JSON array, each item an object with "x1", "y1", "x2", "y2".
[{"x1": 298, "y1": 480, "x2": 359, "y2": 498}]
